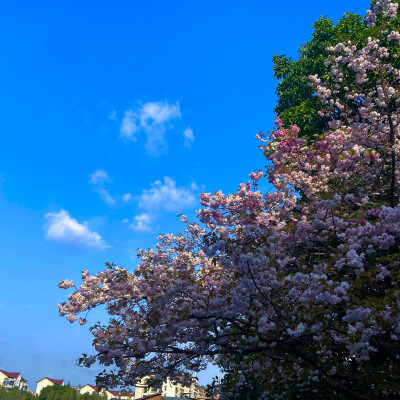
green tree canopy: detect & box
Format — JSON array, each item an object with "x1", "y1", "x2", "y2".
[
  {"x1": 0, "y1": 387, "x2": 30, "y2": 400},
  {"x1": 39, "y1": 387, "x2": 107, "y2": 400},
  {"x1": 273, "y1": 12, "x2": 366, "y2": 138},
  {"x1": 39, "y1": 386, "x2": 78, "y2": 400}
]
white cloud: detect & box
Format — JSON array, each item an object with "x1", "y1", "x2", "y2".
[
  {"x1": 120, "y1": 100, "x2": 181, "y2": 157},
  {"x1": 95, "y1": 187, "x2": 115, "y2": 206},
  {"x1": 44, "y1": 210, "x2": 108, "y2": 251},
  {"x1": 89, "y1": 169, "x2": 115, "y2": 205},
  {"x1": 129, "y1": 213, "x2": 153, "y2": 233},
  {"x1": 89, "y1": 169, "x2": 111, "y2": 185},
  {"x1": 139, "y1": 177, "x2": 197, "y2": 212},
  {"x1": 183, "y1": 127, "x2": 194, "y2": 147},
  {"x1": 140, "y1": 101, "x2": 181, "y2": 125},
  {"x1": 122, "y1": 193, "x2": 133, "y2": 203},
  {"x1": 190, "y1": 182, "x2": 199, "y2": 191},
  {"x1": 125, "y1": 177, "x2": 198, "y2": 234},
  {"x1": 120, "y1": 109, "x2": 139, "y2": 139}
]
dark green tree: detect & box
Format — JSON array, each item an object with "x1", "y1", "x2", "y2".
[
  {"x1": 273, "y1": 12, "x2": 365, "y2": 138},
  {"x1": 0, "y1": 388, "x2": 26, "y2": 400},
  {"x1": 273, "y1": 1, "x2": 400, "y2": 139},
  {"x1": 0, "y1": 386, "x2": 107, "y2": 400},
  {"x1": 0, "y1": 388, "x2": 35, "y2": 400},
  {"x1": 80, "y1": 393, "x2": 107, "y2": 400},
  {"x1": 38, "y1": 386, "x2": 78, "y2": 400}
]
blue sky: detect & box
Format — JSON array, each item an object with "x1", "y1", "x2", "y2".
[{"x1": 0, "y1": 0, "x2": 368, "y2": 392}]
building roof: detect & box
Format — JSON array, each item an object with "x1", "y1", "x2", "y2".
[
  {"x1": 0, "y1": 370, "x2": 20, "y2": 379},
  {"x1": 82, "y1": 384, "x2": 99, "y2": 390},
  {"x1": 106, "y1": 390, "x2": 120, "y2": 396},
  {"x1": 37, "y1": 377, "x2": 65, "y2": 385},
  {"x1": 21, "y1": 377, "x2": 28, "y2": 382}
]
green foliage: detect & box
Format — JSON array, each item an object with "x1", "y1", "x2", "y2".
[
  {"x1": 0, "y1": 387, "x2": 32, "y2": 400},
  {"x1": 78, "y1": 393, "x2": 106, "y2": 400},
  {"x1": 39, "y1": 386, "x2": 77, "y2": 400},
  {"x1": 39, "y1": 387, "x2": 107, "y2": 400},
  {"x1": 273, "y1": 1, "x2": 400, "y2": 139},
  {"x1": 0, "y1": 386, "x2": 108, "y2": 400},
  {"x1": 273, "y1": 12, "x2": 365, "y2": 137}
]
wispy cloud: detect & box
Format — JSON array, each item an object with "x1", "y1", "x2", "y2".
[
  {"x1": 128, "y1": 177, "x2": 198, "y2": 233},
  {"x1": 129, "y1": 213, "x2": 153, "y2": 233},
  {"x1": 89, "y1": 169, "x2": 115, "y2": 205},
  {"x1": 122, "y1": 193, "x2": 133, "y2": 203},
  {"x1": 139, "y1": 177, "x2": 197, "y2": 212},
  {"x1": 120, "y1": 100, "x2": 181, "y2": 157},
  {"x1": 44, "y1": 210, "x2": 108, "y2": 251},
  {"x1": 183, "y1": 127, "x2": 194, "y2": 147},
  {"x1": 121, "y1": 109, "x2": 139, "y2": 138},
  {"x1": 95, "y1": 187, "x2": 115, "y2": 205},
  {"x1": 89, "y1": 169, "x2": 111, "y2": 185}
]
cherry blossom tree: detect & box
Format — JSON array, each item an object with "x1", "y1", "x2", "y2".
[{"x1": 59, "y1": 2, "x2": 400, "y2": 399}]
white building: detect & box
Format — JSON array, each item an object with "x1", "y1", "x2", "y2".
[
  {"x1": 118, "y1": 393, "x2": 135, "y2": 400},
  {"x1": 134, "y1": 376, "x2": 202, "y2": 399},
  {"x1": 103, "y1": 390, "x2": 122, "y2": 400},
  {"x1": 35, "y1": 377, "x2": 65, "y2": 395},
  {"x1": 80, "y1": 384, "x2": 101, "y2": 396},
  {"x1": 0, "y1": 370, "x2": 28, "y2": 392},
  {"x1": 80, "y1": 385, "x2": 135, "y2": 400}
]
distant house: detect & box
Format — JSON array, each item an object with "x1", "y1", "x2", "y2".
[
  {"x1": 80, "y1": 385, "x2": 134, "y2": 400},
  {"x1": 134, "y1": 376, "x2": 204, "y2": 399},
  {"x1": 20, "y1": 377, "x2": 28, "y2": 392},
  {"x1": 103, "y1": 390, "x2": 122, "y2": 400},
  {"x1": 80, "y1": 384, "x2": 101, "y2": 395},
  {"x1": 0, "y1": 370, "x2": 28, "y2": 392},
  {"x1": 35, "y1": 377, "x2": 65, "y2": 395}
]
